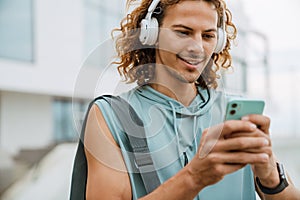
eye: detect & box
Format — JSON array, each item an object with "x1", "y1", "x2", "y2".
[
  {"x1": 174, "y1": 30, "x2": 190, "y2": 37},
  {"x1": 203, "y1": 33, "x2": 216, "y2": 40}
]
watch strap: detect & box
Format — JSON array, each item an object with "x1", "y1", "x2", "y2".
[{"x1": 256, "y1": 162, "x2": 289, "y2": 195}]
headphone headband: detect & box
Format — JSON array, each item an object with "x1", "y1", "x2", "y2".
[
  {"x1": 139, "y1": 0, "x2": 161, "y2": 45},
  {"x1": 139, "y1": 0, "x2": 227, "y2": 53},
  {"x1": 147, "y1": 0, "x2": 160, "y2": 14}
]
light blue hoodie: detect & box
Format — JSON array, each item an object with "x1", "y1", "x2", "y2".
[{"x1": 95, "y1": 85, "x2": 256, "y2": 200}]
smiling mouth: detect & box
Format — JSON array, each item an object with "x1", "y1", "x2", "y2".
[{"x1": 176, "y1": 55, "x2": 203, "y2": 66}]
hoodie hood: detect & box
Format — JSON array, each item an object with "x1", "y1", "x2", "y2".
[
  {"x1": 120, "y1": 85, "x2": 226, "y2": 170},
  {"x1": 134, "y1": 85, "x2": 215, "y2": 117}
]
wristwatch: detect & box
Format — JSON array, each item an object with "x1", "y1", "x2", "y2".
[{"x1": 256, "y1": 162, "x2": 289, "y2": 195}]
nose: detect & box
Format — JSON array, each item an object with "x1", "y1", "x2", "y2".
[{"x1": 186, "y1": 35, "x2": 204, "y2": 54}]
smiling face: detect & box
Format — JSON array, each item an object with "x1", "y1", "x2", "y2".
[{"x1": 155, "y1": 0, "x2": 218, "y2": 85}]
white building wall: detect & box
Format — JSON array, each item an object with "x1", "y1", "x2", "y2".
[
  {"x1": 0, "y1": 91, "x2": 53, "y2": 155},
  {"x1": 0, "y1": 0, "x2": 85, "y2": 154},
  {"x1": 0, "y1": 0, "x2": 84, "y2": 97}
]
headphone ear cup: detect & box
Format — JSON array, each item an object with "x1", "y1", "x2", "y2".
[
  {"x1": 139, "y1": 19, "x2": 150, "y2": 45},
  {"x1": 214, "y1": 28, "x2": 227, "y2": 53},
  {"x1": 147, "y1": 17, "x2": 159, "y2": 45},
  {"x1": 139, "y1": 17, "x2": 158, "y2": 45}
]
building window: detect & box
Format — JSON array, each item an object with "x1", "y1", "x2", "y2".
[
  {"x1": 53, "y1": 99, "x2": 88, "y2": 142},
  {"x1": 0, "y1": 0, "x2": 34, "y2": 62},
  {"x1": 84, "y1": 0, "x2": 125, "y2": 54}
]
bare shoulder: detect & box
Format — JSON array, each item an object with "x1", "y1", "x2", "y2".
[{"x1": 84, "y1": 104, "x2": 132, "y2": 199}]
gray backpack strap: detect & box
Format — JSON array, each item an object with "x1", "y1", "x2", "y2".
[
  {"x1": 70, "y1": 95, "x2": 160, "y2": 200},
  {"x1": 70, "y1": 95, "x2": 107, "y2": 200},
  {"x1": 108, "y1": 96, "x2": 161, "y2": 193}
]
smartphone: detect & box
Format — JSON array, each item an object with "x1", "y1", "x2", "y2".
[{"x1": 225, "y1": 99, "x2": 265, "y2": 120}]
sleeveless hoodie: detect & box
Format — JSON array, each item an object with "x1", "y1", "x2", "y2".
[{"x1": 94, "y1": 85, "x2": 256, "y2": 200}]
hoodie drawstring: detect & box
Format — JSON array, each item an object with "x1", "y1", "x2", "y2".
[
  {"x1": 169, "y1": 102, "x2": 184, "y2": 167},
  {"x1": 193, "y1": 116, "x2": 198, "y2": 149},
  {"x1": 169, "y1": 101, "x2": 200, "y2": 167},
  {"x1": 169, "y1": 102, "x2": 181, "y2": 162}
]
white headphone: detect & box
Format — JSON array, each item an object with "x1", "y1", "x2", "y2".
[{"x1": 139, "y1": 0, "x2": 227, "y2": 53}]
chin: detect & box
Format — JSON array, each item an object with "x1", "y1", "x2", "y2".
[{"x1": 179, "y1": 73, "x2": 201, "y2": 84}]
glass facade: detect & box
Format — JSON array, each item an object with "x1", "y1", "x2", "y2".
[
  {"x1": 0, "y1": 0, "x2": 34, "y2": 62},
  {"x1": 53, "y1": 99, "x2": 88, "y2": 142},
  {"x1": 84, "y1": 0, "x2": 125, "y2": 54},
  {"x1": 52, "y1": 0, "x2": 126, "y2": 143}
]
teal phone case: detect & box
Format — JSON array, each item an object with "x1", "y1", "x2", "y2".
[{"x1": 225, "y1": 99, "x2": 265, "y2": 120}]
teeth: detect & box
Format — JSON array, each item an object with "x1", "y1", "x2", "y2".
[
  {"x1": 182, "y1": 58, "x2": 201, "y2": 65},
  {"x1": 177, "y1": 55, "x2": 202, "y2": 65},
  {"x1": 187, "y1": 61, "x2": 200, "y2": 65}
]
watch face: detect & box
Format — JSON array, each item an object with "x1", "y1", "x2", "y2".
[{"x1": 278, "y1": 163, "x2": 286, "y2": 179}]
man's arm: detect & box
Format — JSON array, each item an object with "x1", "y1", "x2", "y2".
[
  {"x1": 255, "y1": 166, "x2": 300, "y2": 200},
  {"x1": 84, "y1": 104, "x2": 132, "y2": 199}
]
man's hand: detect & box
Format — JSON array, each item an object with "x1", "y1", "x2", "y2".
[
  {"x1": 186, "y1": 119, "x2": 270, "y2": 189},
  {"x1": 241, "y1": 114, "x2": 280, "y2": 188}
]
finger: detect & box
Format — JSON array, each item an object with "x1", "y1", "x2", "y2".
[
  {"x1": 221, "y1": 120, "x2": 257, "y2": 138},
  {"x1": 206, "y1": 151, "x2": 269, "y2": 165},
  {"x1": 242, "y1": 114, "x2": 270, "y2": 134},
  {"x1": 204, "y1": 120, "x2": 257, "y2": 141},
  {"x1": 240, "y1": 146, "x2": 273, "y2": 156},
  {"x1": 224, "y1": 128, "x2": 267, "y2": 139},
  {"x1": 214, "y1": 137, "x2": 269, "y2": 152},
  {"x1": 198, "y1": 121, "x2": 257, "y2": 158}
]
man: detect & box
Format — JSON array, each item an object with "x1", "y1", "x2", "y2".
[{"x1": 83, "y1": 0, "x2": 300, "y2": 199}]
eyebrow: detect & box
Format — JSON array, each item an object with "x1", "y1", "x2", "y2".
[{"x1": 171, "y1": 24, "x2": 217, "y2": 33}]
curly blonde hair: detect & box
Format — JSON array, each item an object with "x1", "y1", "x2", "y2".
[{"x1": 113, "y1": 0, "x2": 237, "y2": 89}]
